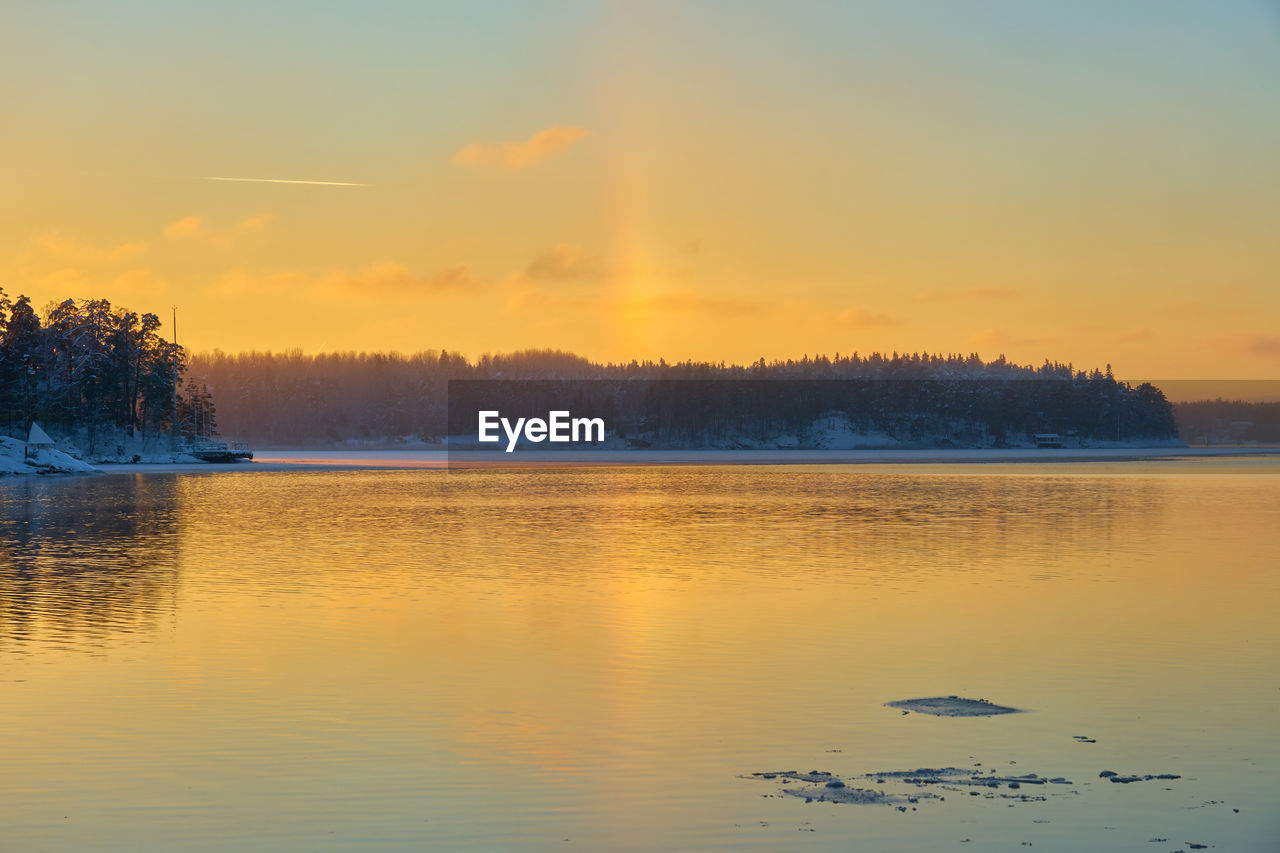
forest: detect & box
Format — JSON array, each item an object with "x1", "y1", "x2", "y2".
[
  {"x1": 1174, "y1": 399, "x2": 1280, "y2": 443},
  {"x1": 0, "y1": 291, "x2": 1211, "y2": 451},
  {"x1": 189, "y1": 348, "x2": 1180, "y2": 447},
  {"x1": 0, "y1": 290, "x2": 208, "y2": 454}
]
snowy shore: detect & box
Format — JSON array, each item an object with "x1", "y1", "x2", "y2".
[
  {"x1": 254, "y1": 445, "x2": 1278, "y2": 470},
  {"x1": 0, "y1": 436, "x2": 98, "y2": 475},
  {"x1": 439, "y1": 445, "x2": 1280, "y2": 468},
  {"x1": 4, "y1": 439, "x2": 1277, "y2": 477}
]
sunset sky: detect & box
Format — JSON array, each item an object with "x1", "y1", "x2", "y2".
[{"x1": 2, "y1": 1, "x2": 1278, "y2": 377}]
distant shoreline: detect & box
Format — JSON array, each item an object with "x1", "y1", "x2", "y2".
[{"x1": 64, "y1": 444, "x2": 1279, "y2": 475}]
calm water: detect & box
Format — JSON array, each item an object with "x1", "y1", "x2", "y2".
[{"x1": 2, "y1": 459, "x2": 1278, "y2": 851}]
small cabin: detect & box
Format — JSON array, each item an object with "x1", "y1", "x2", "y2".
[
  {"x1": 1033, "y1": 433, "x2": 1063, "y2": 448},
  {"x1": 25, "y1": 422, "x2": 55, "y2": 458}
]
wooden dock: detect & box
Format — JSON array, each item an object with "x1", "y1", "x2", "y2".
[{"x1": 188, "y1": 440, "x2": 254, "y2": 462}]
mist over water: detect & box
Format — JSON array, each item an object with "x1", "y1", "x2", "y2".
[{"x1": 2, "y1": 460, "x2": 1277, "y2": 850}]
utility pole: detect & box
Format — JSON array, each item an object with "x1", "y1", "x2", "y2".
[{"x1": 171, "y1": 306, "x2": 179, "y2": 454}]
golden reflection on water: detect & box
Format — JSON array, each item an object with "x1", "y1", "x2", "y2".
[
  {"x1": 1, "y1": 461, "x2": 1278, "y2": 850},
  {"x1": 0, "y1": 475, "x2": 181, "y2": 654}
]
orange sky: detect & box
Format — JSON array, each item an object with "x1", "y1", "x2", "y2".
[{"x1": 2, "y1": 2, "x2": 1278, "y2": 377}]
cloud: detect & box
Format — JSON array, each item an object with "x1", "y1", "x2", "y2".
[
  {"x1": 1110, "y1": 327, "x2": 1152, "y2": 344},
  {"x1": 11, "y1": 249, "x2": 167, "y2": 303},
  {"x1": 834, "y1": 307, "x2": 899, "y2": 327},
  {"x1": 164, "y1": 215, "x2": 203, "y2": 240},
  {"x1": 234, "y1": 213, "x2": 276, "y2": 235},
  {"x1": 424, "y1": 265, "x2": 476, "y2": 291},
  {"x1": 502, "y1": 284, "x2": 763, "y2": 318},
  {"x1": 207, "y1": 267, "x2": 309, "y2": 298},
  {"x1": 679, "y1": 239, "x2": 703, "y2": 257},
  {"x1": 325, "y1": 262, "x2": 414, "y2": 293},
  {"x1": 968, "y1": 328, "x2": 1056, "y2": 350},
  {"x1": 1208, "y1": 333, "x2": 1280, "y2": 358},
  {"x1": 968, "y1": 329, "x2": 1014, "y2": 349},
  {"x1": 628, "y1": 290, "x2": 762, "y2": 317},
  {"x1": 28, "y1": 232, "x2": 150, "y2": 264},
  {"x1": 454, "y1": 125, "x2": 590, "y2": 169},
  {"x1": 526, "y1": 244, "x2": 596, "y2": 279},
  {"x1": 207, "y1": 263, "x2": 480, "y2": 300},
  {"x1": 109, "y1": 268, "x2": 170, "y2": 299},
  {"x1": 208, "y1": 262, "x2": 480, "y2": 300},
  {"x1": 16, "y1": 234, "x2": 153, "y2": 298},
  {"x1": 324, "y1": 262, "x2": 479, "y2": 295},
  {"x1": 916, "y1": 286, "x2": 1020, "y2": 302},
  {"x1": 25, "y1": 266, "x2": 92, "y2": 293},
  {"x1": 165, "y1": 213, "x2": 275, "y2": 247}
]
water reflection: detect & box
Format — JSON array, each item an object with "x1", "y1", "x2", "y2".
[
  {"x1": 429, "y1": 467, "x2": 1168, "y2": 586},
  {"x1": 0, "y1": 468, "x2": 1170, "y2": 652},
  {"x1": 0, "y1": 475, "x2": 181, "y2": 653},
  {"x1": 0, "y1": 462, "x2": 1276, "y2": 851}
]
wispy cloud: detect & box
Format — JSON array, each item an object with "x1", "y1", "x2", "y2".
[
  {"x1": 27, "y1": 232, "x2": 150, "y2": 264},
  {"x1": 164, "y1": 214, "x2": 276, "y2": 247},
  {"x1": 164, "y1": 216, "x2": 203, "y2": 240},
  {"x1": 16, "y1": 231, "x2": 159, "y2": 307},
  {"x1": 454, "y1": 125, "x2": 590, "y2": 169},
  {"x1": 1110, "y1": 327, "x2": 1152, "y2": 344},
  {"x1": 502, "y1": 284, "x2": 763, "y2": 318},
  {"x1": 208, "y1": 268, "x2": 310, "y2": 298},
  {"x1": 628, "y1": 290, "x2": 762, "y2": 317},
  {"x1": 320, "y1": 262, "x2": 480, "y2": 295},
  {"x1": 108, "y1": 268, "x2": 170, "y2": 299},
  {"x1": 525, "y1": 244, "x2": 596, "y2": 280},
  {"x1": 968, "y1": 328, "x2": 1056, "y2": 350},
  {"x1": 916, "y1": 286, "x2": 1020, "y2": 302},
  {"x1": 235, "y1": 213, "x2": 276, "y2": 233},
  {"x1": 679, "y1": 239, "x2": 703, "y2": 257},
  {"x1": 1207, "y1": 333, "x2": 1280, "y2": 358},
  {"x1": 208, "y1": 261, "x2": 482, "y2": 300},
  {"x1": 205, "y1": 176, "x2": 372, "y2": 187},
  {"x1": 834, "y1": 307, "x2": 899, "y2": 327}
]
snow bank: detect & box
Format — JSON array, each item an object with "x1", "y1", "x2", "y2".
[
  {"x1": 801, "y1": 415, "x2": 903, "y2": 449},
  {"x1": 0, "y1": 436, "x2": 99, "y2": 475}
]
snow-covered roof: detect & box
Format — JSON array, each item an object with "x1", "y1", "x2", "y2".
[{"x1": 27, "y1": 422, "x2": 54, "y2": 446}]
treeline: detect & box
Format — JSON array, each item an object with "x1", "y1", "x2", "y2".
[
  {"x1": 1174, "y1": 399, "x2": 1280, "y2": 443},
  {"x1": 0, "y1": 290, "x2": 195, "y2": 452},
  {"x1": 449, "y1": 378, "x2": 1176, "y2": 448},
  {"x1": 189, "y1": 348, "x2": 1179, "y2": 446}
]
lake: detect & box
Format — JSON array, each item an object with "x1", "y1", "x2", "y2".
[{"x1": 2, "y1": 458, "x2": 1277, "y2": 850}]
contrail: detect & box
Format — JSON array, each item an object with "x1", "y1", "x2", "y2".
[{"x1": 205, "y1": 176, "x2": 372, "y2": 187}]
